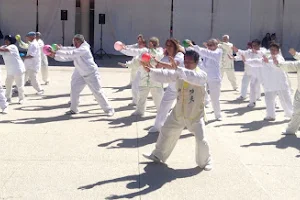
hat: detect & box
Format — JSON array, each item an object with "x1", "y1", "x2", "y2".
[
  {"x1": 4, "y1": 35, "x2": 17, "y2": 44},
  {"x1": 26, "y1": 32, "x2": 36, "y2": 37}
]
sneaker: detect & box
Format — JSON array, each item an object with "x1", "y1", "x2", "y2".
[
  {"x1": 128, "y1": 102, "x2": 136, "y2": 106},
  {"x1": 131, "y1": 111, "x2": 144, "y2": 116},
  {"x1": 65, "y1": 110, "x2": 77, "y2": 115},
  {"x1": 264, "y1": 117, "x2": 276, "y2": 121},
  {"x1": 203, "y1": 159, "x2": 213, "y2": 171},
  {"x1": 143, "y1": 153, "x2": 162, "y2": 163},
  {"x1": 247, "y1": 102, "x2": 256, "y2": 108},
  {"x1": 1, "y1": 107, "x2": 8, "y2": 114},
  {"x1": 36, "y1": 90, "x2": 44, "y2": 95},
  {"x1": 6, "y1": 98, "x2": 12, "y2": 104},
  {"x1": 237, "y1": 96, "x2": 246, "y2": 100},
  {"x1": 18, "y1": 99, "x2": 24, "y2": 105},
  {"x1": 216, "y1": 117, "x2": 223, "y2": 121},
  {"x1": 148, "y1": 126, "x2": 160, "y2": 133},
  {"x1": 106, "y1": 109, "x2": 115, "y2": 117}
]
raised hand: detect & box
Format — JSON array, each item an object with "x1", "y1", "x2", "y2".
[
  {"x1": 262, "y1": 55, "x2": 269, "y2": 63},
  {"x1": 289, "y1": 48, "x2": 297, "y2": 56},
  {"x1": 168, "y1": 56, "x2": 178, "y2": 70},
  {"x1": 272, "y1": 56, "x2": 279, "y2": 65}
]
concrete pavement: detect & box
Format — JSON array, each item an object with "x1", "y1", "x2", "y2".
[{"x1": 0, "y1": 65, "x2": 299, "y2": 200}]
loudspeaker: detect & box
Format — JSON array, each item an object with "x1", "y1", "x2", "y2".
[
  {"x1": 99, "y1": 14, "x2": 105, "y2": 25},
  {"x1": 61, "y1": 10, "x2": 68, "y2": 21}
]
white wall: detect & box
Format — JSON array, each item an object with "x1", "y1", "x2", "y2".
[{"x1": 0, "y1": 0, "x2": 75, "y2": 46}]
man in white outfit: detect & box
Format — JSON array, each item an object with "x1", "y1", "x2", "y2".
[
  {"x1": 218, "y1": 35, "x2": 238, "y2": 90},
  {"x1": 50, "y1": 34, "x2": 114, "y2": 116},
  {"x1": 233, "y1": 40, "x2": 264, "y2": 107},
  {"x1": 192, "y1": 39, "x2": 223, "y2": 120},
  {"x1": 23, "y1": 32, "x2": 44, "y2": 95},
  {"x1": 0, "y1": 35, "x2": 26, "y2": 104},
  {"x1": 244, "y1": 43, "x2": 293, "y2": 121},
  {"x1": 143, "y1": 50, "x2": 212, "y2": 171},
  {"x1": 36, "y1": 32, "x2": 49, "y2": 85},
  {"x1": 275, "y1": 48, "x2": 300, "y2": 135}
]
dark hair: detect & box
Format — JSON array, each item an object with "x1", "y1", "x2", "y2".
[
  {"x1": 4, "y1": 35, "x2": 16, "y2": 44},
  {"x1": 269, "y1": 43, "x2": 280, "y2": 50},
  {"x1": 185, "y1": 50, "x2": 200, "y2": 63},
  {"x1": 252, "y1": 39, "x2": 261, "y2": 46},
  {"x1": 165, "y1": 38, "x2": 180, "y2": 57}
]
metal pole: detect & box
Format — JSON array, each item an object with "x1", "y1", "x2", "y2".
[
  {"x1": 36, "y1": 0, "x2": 39, "y2": 32},
  {"x1": 210, "y1": 0, "x2": 214, "y2": 38},
  {"x1": 170, "y1": 0, "x2": 174, "y2": 38}
]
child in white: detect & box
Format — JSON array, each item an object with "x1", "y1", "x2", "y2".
[{"x1": 0, "y1": 35, "x2": 25, "y2": 104}]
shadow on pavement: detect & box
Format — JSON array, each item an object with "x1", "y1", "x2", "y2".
[
  {"x1": 222, "y1": 106, "x2": 266, "y2": 117},
  {"x1": 241, "y1": 135, "x2": 300, "y2": 157},
  {"x1": 215, "y1": 119, "x2": 290, "y2": 133},
  {"x1": 78, "y1": 163, "x2": 202, "y2": 199},
  {"x1": 98, "y1": 133, "x2": 193, "y2": 149}
]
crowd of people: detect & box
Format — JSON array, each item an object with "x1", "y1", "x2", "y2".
[{"x1": 0, "y1": 31, "x2": 300, "y2": 171}]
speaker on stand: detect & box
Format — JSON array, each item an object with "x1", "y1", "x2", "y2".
[
  {"x1": 61, "y1": 10, "x2": 68, "y2": 46},
  {"x1": 94, "y1": 14, "x2": 110, "y2": 59}
]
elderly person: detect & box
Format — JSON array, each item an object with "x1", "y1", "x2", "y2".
[
  {"x1": 49, "y1": 34, "x2": 114, "y2": 116},
  {"x1": 0, "y1": 35, "x2": 26, "y2": 104},
  {"x1": 36, "y1": 32, "x2": 49, "y2": 85}
]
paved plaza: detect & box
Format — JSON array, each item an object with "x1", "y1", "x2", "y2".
[{"x1": 0, "y1": 64, "x2": 300, "y2": 200}]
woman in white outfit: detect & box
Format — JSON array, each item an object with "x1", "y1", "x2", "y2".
[
  {"x1": 148, "y1": 38, "x2": 184, "y2": 133},
  {"x1": 36, "y1": 32, "x2": 49, "y2": 85},
  {"x1": 0, "y1": 35, "x2": 25, "y2": 104}
]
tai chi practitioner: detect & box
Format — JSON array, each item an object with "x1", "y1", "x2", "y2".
[
  {"x1": 233, "y1": 40, "x2": 265, "y2": 107},
  {"x1": 190, "y1": 39, "x2": 223, "y2": 120},
  {"x1": 143, "y1": 50, "x2": 212, "y2": 171},
  {"x1": 23, "y1": 32, "x2": 44, "y2": 95},
  {"x1": 244, "y1": 43, "x2": 293, "y2": 121},
  {"x1": 218, "y1": 35, "x2": 238, "y2": 90},
  {"x1": 0, "y1": 35, "x2": 25, "y2": 104},
  {"x1": 121, "y1": 37, "x2": 164, "y2": 116},
  {"x1": 36, "y1": 32, "x2": 49, "y2": 85},
  {"x1": 50, "y1": 34, "x2": 114, "y2": 116},
  {"x1": 148, "y1": 38, "x2": 184, "y2": 133},
  {"x1": 274, "y1": 48, "x2": 300, "y2": 134}
]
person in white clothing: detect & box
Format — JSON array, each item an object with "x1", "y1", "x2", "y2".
[
  {"x1": 49, "y1": 34, "x2": 114, "y2": 116},
  {"x1": 17, "y1": 34, "x2": 31, "y2": 86},
  {"x1": 23, "y1": 32, "x2": 44, "y2": 95},
  {"x1": 0, "y1": 76, "x2": 8, "y2": 114},
  {"x1": 218, "y1": 35, "x2": 238, "y2": 90},
  {"x1": 120, "y1": 37, "x2": 164, "y2": 116},
  {"x1": 36, "y1": 32, "x2": 49, "y2": 85},
  {"x1": 233, "y1": 39, "x2": 265, "y2": 107},
  {"x1": 148, "y1": 38, "x2": 184, "y2": 133},
  {"x1": 143, "y1": 50, "x2": 212, "y2": 171},
  {"x1": 274, "y1": 48, "x2": 300, "y2": 135},
  {"x1": 0, "y1": 35, "x2": 25, "y2": 104},
  {"x1": 190, "y1": 39, "x2": 223, "y2": 120},
  {"x1": 244, "y1": 43, "x2": 293, "y2": 121}
]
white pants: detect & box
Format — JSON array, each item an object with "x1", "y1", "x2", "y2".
[
  {"x1": 136, "y1": 86, "x2": 164, "y2": 115},
  {"x1": 70, "y1": 70, "x2": 112, "y2": 113},
  {"x1": 153, "y1": 83, "x2": 177, "y2": 131},
  {"x1": 5, "y1": 74, "x2": 25, "y2": 100},
  {"x1": 240, "y1": 74, "x2": 251, "y2": 98},
  {"x1": 131, "y1": 71, "x2": 141, "y2": 104},
  {"x1": 0, "y1": 84, "x2": 7, "y2": 109},
  {"x1": 265, "y1": 90, "x2": 293, "y2": 118},
  {"x1": 208, "y1": 81, "x2": 221, "y2": 118},
  {"x1": 41, "y1": 64, "x2": 49, "y2": 83},
  {"x1": 250, "y1": 77, "x2": 261, "y2": 103},
  {"x1": 25, "y1": 69, "x2": 42, "y2": 92},
  {"x1": 221, "y1": 69, "x2": 237, "y2": 90},
  {"x1": 152, "y1": 112, "x2": 211, "y2": 168},
  {"x1": 286, "y1": 90, "x2": 300, "y2": 133}
]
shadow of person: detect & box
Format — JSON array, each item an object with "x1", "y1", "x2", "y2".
[
  {"x1": 98, "y1": 133, "x2": 193, "y2": 149},
  {"x1": 90, "y1": 115, "x2": 156, "y2": 128},
  {"x1": 241, "y1": 135, "x2": 300, "y2": 157},
  {"x1": 215, "y1": 119, "x2": 290, "y2": 133},
  {"x1": 15, "y1": 103, "x2": 99, "y2": 112},
  {"x1": 78, "y1": 163, "x2": 202, "y2": 199},
  {"x1": 222, "y1": 106, "x2": 265, "y2": 117},
  {"x1": 103, "y1": 85, "x2": 131, "y2": 93}
]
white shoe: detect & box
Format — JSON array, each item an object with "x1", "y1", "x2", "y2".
[
  {"x1": 128, "y1": 102, "x2": 136, "y2": 106},
  {"x1": 148, "y1": 126, "x2": 160, "y2": 133},
  {"x1": 36, "y1": 90, "x2": 44, "y2": 95},
  {"x1": 264, "y1": 117, "x2": 276, "y2": 121},
  {"x1": 2, "y1": 107, "x2": 8, "y2": 114},
  {"x1": 131, "y1": 111, "x2": 144, "y2": 116},
  {"x1": 65, "y1": 110, "x2": 77, "y2": 115},
  {"x1": 6, "y1": 98, "x2": 12, "y2": 104},
  {"x1": 18, "y1": 99, "x2": 24, "y2": 105},
  {"x1": 203, "y1": 159, "x2": 213, "y2": 171},
  {"x1": 247, "y1": 102, "x2": 256, "y2": 108},
  {"x1": 143, "y1": 154, "x2": 162, "y2": 163},
  {"x1": 237, "y1": 96, "x2": 246, "y2": 100},
  {"x1": 106, "y1": 109, "x2": 115, "y2": 117},
  {"x1": 216, "y1": 117, "x2": 223, "y2": 121}
]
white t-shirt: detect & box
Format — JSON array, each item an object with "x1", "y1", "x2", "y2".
[
  {"x1": 24, "y1": 39, "x2": 41, "y2": 71},
  {"x1": 0, "y1": 44, "x2": 25, "y2": 76}
]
